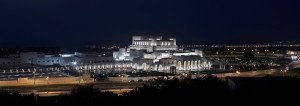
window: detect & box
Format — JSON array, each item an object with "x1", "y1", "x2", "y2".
[
  {"x1": 38, "y1": 61, "x2": 40, "y2": 63},
  {"x1": 13, "y1": 62, "x2": 15, "y2": 64},
  {"x1": 47, "y1": 60, "x2": 50, "y2": 62},
  {"x1": 2, "y1": 62, "x2": 5, "y2": 64},
  {"x1": 52, "y1": 60, "x2": 54, "y2": 62},
  {"x1": 7, "y1": 62, "x2": 10, "y2": 64},
  {"x1": 56, "y1": 60, "x2": 59, "y2": 62},
  {"x1": 43, "y1": 61, "x2": 45, "y2": 62}
]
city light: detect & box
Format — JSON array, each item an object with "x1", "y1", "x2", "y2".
[
  {"x1": 0, "y1": 0, "x2": 299, "y2": 104},
  {"x1": 72, "y1": 62, "x2": 77, "y2": 65}
]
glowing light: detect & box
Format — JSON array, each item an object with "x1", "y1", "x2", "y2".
[{"x1": 72, "y1": 62, "x2": 77, "y2": 65}]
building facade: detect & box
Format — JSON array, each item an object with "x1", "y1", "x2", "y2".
[
  {"x1": 109, "y1": 36, "x2": 211, "y2": 74},
  {"x1": 0, "y1": 36, "x2": 212, "y2": 74}
]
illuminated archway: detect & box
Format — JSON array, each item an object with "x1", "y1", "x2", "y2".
[
  {"x1": 158, "y1": 65, "x2": 163, "y2": 72},
  {"x1": 191, "y1": 61, "x2": 194, "y2": 70},
  {"x1": 194, "y1": 61, "x2": 198, "y2": 69},
  {"x1": 183, "y1": 61, "x2": 187, "y2": 70},
  {"x1": 142, "y1": 63, "x2": 147, "y2": 70},
  {"x1": 154, "y1": 65, "x2": 158, "y2": 71},
  {"x1": 187, "y1": 61, "x2": 191, "y2": 70},
  {"x1": 178, "y1": 61, "x2": 182, "y2": 70},
  {"x1": 133, "y1": 63, "x2": 138, "y2": 69}
]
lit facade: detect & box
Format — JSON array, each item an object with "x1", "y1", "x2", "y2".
[
  {"x1": 111, "y1": 36, "x2": 211, "y2": 73},
  {"x1": 287, "y1": 50, "x2": 300, "y2": 61},
  {"x1": 0, "y1": 36, "x2": 212, "y2": 74}
]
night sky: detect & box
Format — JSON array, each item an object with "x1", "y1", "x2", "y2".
[{"x1": 1, "y1": 0, "x2": 300, "y2": 47}]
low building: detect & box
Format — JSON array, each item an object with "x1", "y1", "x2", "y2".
[{"x1": 0, "y1": 36, "x2": 212, "y2": 75}]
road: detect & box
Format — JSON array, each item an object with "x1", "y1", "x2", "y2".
[{"x1": 0, "y1": 81, "x2": 143, "y2": 96}]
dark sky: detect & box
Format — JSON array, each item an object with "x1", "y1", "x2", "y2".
[{"x1": 1, "y1": 0, "x2": 300, "y2": 47}]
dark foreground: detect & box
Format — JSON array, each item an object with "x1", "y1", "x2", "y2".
[{"x1": 1, "y1": 75, "x2": 300, "y2": 105}]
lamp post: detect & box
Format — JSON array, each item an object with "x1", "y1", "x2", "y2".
[
  {"x1": 280, "y1": 69, "x2": 287, "y2": 76},
  {"x1": 33, "y1": 70, "x2": 36, "y2": 85},
  {"x1": 46, "y1": 76, "x2": 49, "y2": 95}
]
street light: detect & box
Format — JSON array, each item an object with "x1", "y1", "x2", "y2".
[
  {"x1": 46, "y1": 76, "x2": 49, "y2": 83},
  {"x1": 33, "y1": 70, "x2": 36, "y2": 85},
  {"x1": 280, "y1": 69, "x2": 287, "y2": 76},
  {"x1": 46, "y1": 76, "x2": 49, "y2": 95}
]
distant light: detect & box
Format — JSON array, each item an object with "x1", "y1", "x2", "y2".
[
  {"x1": 61, "y1": 54, "x2": 74, "y2": 57},
  {"x1": 72, "y1": 62, "x2": 77, "y2": 65}
]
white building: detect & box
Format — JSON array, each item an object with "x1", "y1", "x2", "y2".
[
  {"x1": 1, "y1": 36, "x2": 212, "y2": 74},
  {"x1": 20, "y1": 52, "x2": 66, "y2": 66},
  {"x1": 111, "y1": 36, "x2": 211, "y2": 73},
  {"x1": 287, "y1": 50, "x2": 300, "y2": 61}
]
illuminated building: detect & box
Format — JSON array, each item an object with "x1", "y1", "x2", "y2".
[
  {"x1": 287, "y1": 50, "x2": 300, "y2": 61},
  {"x1": 0, "y1": 36, "x2": 212, "y2": 75},
  {"x1": 111, "y1": 36, "x2": 211, "y2": 73}
]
